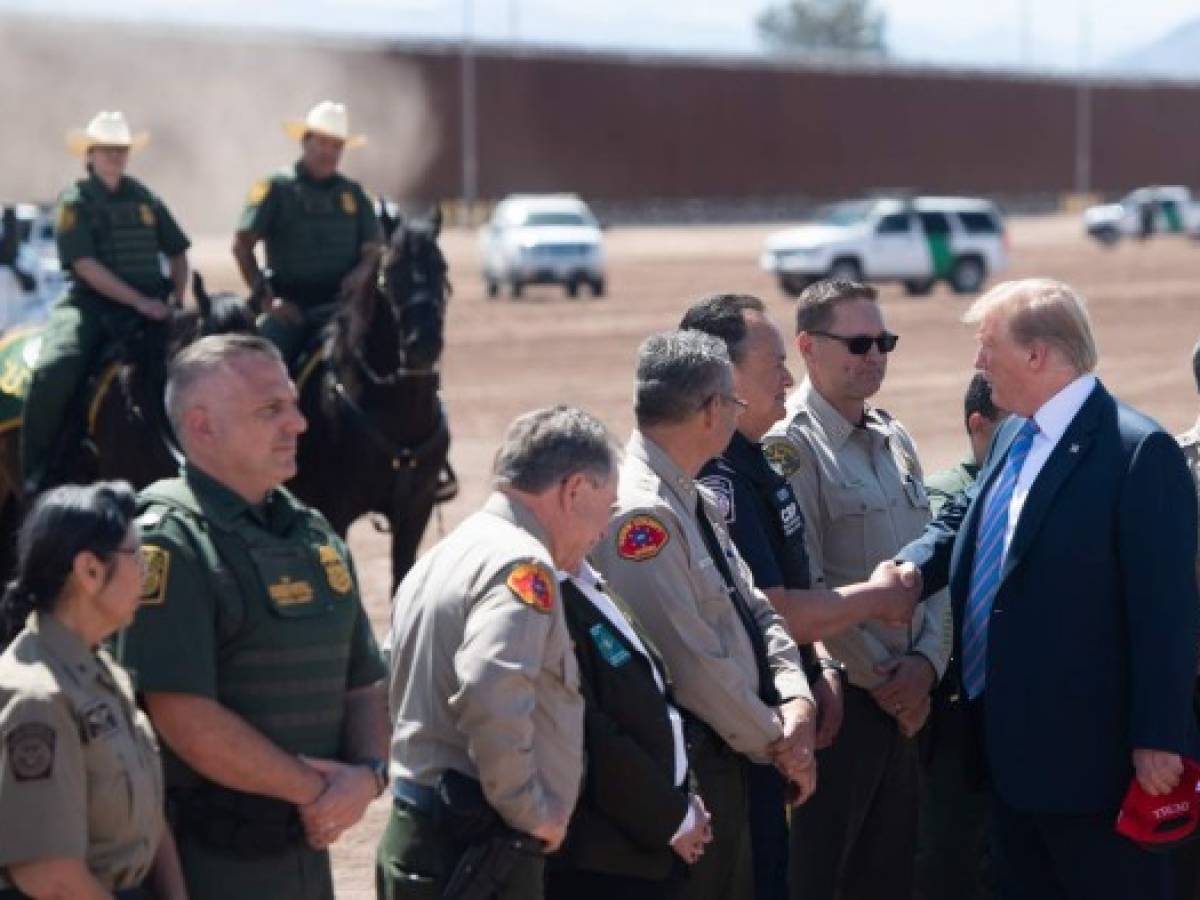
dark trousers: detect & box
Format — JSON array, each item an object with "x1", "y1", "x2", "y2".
[
  {"x1": 914, "y1": 693, "x2": 994, "y2": 900},
  {"x1": 546, "y1": 868, "x2": 672, "y2": 900},
  {"x1": 677, "y1": 735, "x2": 753, "y2": 900},
  {"x1": 375, "y1": 802, "x2": 543, "y2": 900},
  {"x1": 748, "y1": 762, "x2": 789, "y2": 900},
  {"x1": 991, "y1": 796, "x2": 1171, "y2": 900},
  {"x1": 788, "y1": 685, "x2": 919, "y2": 900}
]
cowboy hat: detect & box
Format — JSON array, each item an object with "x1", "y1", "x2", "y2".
[
  {"x1": 283, "y1": 101, "x2": 367, "y2": 148},
  {"x1": 66, "y1": 111, "x2": 150, "y2": 157}
]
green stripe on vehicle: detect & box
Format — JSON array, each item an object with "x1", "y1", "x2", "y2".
[
  {"x1": 1164, "y1": 201, "x2": 1184, "y2": 234},
  {"x1": 924, "y1": 232, "x2": 953, "y2": 278}
]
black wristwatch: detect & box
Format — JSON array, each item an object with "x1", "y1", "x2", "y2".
[{"x1": 356, "y1": 757, "x2": 389, "y2": 797}]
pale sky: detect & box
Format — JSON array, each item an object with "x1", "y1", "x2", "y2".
[{"x1": 3, "y1": 0, "x2": 1198, "y2": 71}]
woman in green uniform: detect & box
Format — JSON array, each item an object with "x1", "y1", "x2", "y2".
[
  {"x1": 20, "y1": 111, "x2": 191, "y2": 495},
  {"x1": 0, "y1": 482, "x2": 186, "y2": 899}
]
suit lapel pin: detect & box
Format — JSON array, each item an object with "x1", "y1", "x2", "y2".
[{"x1": 1069, "y1": 443, "x2": 1080, "y2": 454}]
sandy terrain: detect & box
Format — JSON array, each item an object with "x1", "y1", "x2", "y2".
[{"x1": 182, "y1": 213, "x2": 1200, "y2": 897}]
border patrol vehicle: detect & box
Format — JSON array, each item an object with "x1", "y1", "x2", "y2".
[
  {"x1": 0, "y1": 204, "x2": 64, "y2": 330},
  {"x1": 480, "y1": 194, "x2": 606, "y2": 299},
  {"x1": 1083, "y1": 186, "x2": 1200, "y2": 246},
  {"x1": 760, "y1": 196, "x2": 1008, "y2": 297}
]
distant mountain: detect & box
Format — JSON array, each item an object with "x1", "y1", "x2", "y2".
[{"x1": 1109, "y1": 18, "x2": 1200, "y2": 79}]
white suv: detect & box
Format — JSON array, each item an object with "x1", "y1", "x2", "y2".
[
  {"x1": 761, "y1": 197, "x2": 1008, "y2": 297},
  {"x1": 480, "y1": 195, "x2": 606, "y2": 299}
]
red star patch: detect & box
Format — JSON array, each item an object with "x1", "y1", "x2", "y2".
[
  {"x1": 616, "y1": 515, "x2": 670, "y2": 561},
  {"x1": 506, "y1": 562, "x2": 555, "y2": 614}
]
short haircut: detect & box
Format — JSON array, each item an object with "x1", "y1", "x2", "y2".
[
  {"x1": 634, "y1": 330, "x2": 732, "y2": 428},
  {"x1": 795, "y1": 279, "x2": 879, "y2": 334},
  {"x1": 165, "y1": 334, "x2": 283, "y2": 436},
  {"x1": 1192, "y1": 337, "x2": 1200, "y2": 395},
  {"x1": 963, "y1": 372, "x2": 1001, "y2": 427},
  {"x1": 963, "y1": 278, "x2": 1098, "y2": 374},
  {"x1": 492, "y1": 405, "x2": 616, "y2": 493},
  {"x1": 679, "y1": 293, "x2": 766, "y2": 365}
]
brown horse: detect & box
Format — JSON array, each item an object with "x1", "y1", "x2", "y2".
[
  {"x1": 0, "y1": 274, "x2": 255, "y2": 574},
  {"x1": 287, "y1": 208, "x2": 454, "y2": 592}
]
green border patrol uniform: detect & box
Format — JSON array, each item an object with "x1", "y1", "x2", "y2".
[
  {"x1": 20, "y1": 173, "x2": 189, "y2": 489},
  {"x1": 119, "y1": 463, "x2": 387, "y2": 900},
  {"x1": 0, "y1": 613, "x2": 164, "y2": 899},
  {"x1": 238, "y1": 163, "x2": 381, "y2": 362}
]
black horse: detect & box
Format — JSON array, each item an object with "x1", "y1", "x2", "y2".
[
  {"x1": 0, "y1": 273, "x2": 256, "y2": 575},
  {"x1": 287, "y1": 207, "x2": 453, "y2": 592}
]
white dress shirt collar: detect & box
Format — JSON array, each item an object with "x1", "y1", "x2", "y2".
[{"x1": 1031, "y1": 373, "x2": 1097, "y2": 446}]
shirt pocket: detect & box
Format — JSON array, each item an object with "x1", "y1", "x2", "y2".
[{"x1": 825, "y1": 481, "x2": 888, "y2": 570}]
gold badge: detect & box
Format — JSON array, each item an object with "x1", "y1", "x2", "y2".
[
  {"x1": 139, "y1": 545, "x2": 170, "y2": 605},
  {"x1": 505, "y1": 562, "x2": 555, "y2": 614},
  {"x1": 139, "y1": 203, "x2": 156, "y2": 227},
  {"x1": 318, "y1": 545, "x2": 353, "y2": 595},
  {"x1": 56, "y1": 204, "x2": 76, "y2": 233},
  {"x1": 268, "y1": 577, "x2": 314, "y2": 606},
  {"x1": 763, "y1": 440, "x2": 804, "y2": 477},
  {"x1": 340, "y1": 191, "x2": 357, "y2": 215},
  {"x1": 247, "y1": 180, "x2": 270, "y2": 205}
]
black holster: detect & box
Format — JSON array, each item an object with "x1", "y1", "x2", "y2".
[
  {"x1": 433, "y1": 771, "x2": 543, "y2": 900},
  {"x1": 169, "y1": 784, "x2": 304, "y2": 859}
]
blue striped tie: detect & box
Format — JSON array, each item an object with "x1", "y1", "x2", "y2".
[{"x1": 961, "y1": 419, "x2": 1039, "y2": 699}]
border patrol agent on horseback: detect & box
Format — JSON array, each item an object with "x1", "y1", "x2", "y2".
[
  {"x1": 119, "y1": 334, "x2": 390, "y2": 900},
  {"x1": 20, "y1": 110, "x2": 190, "y2": 495},
  {"x1": 232, "y1": 101, "x2": 383, "y2": 365}
]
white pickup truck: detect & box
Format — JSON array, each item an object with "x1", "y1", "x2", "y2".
[
  {"x1": 1083, "y1": 186, "x2": 1200, "y2": 245},
  {"x1": 0, "y1": 204, "x2": 64, "y2": 330}
]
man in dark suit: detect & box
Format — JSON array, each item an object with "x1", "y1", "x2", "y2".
[
  {"x1": 547, "y1": 561, "x2": 712, "y2": 898},
  {"x1": 896, "y1": 278, "x2": 1199, "y2": 900}
]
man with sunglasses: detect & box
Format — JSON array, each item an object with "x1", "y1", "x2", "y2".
[{"x1": 762, "y1": 279, "x2": 950, "y2": 900}]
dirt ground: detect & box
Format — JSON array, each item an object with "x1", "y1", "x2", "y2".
[{"x1": 184, "y1": 213, "x2": 1200, "y2": 898}]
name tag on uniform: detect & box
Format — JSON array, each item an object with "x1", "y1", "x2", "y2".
[
  {"x1": 589, "y1": 623, "x2": 632, "y2": 668},
  {"x1": 80, "y1": 701, "x2": 120, "y2": 742}
]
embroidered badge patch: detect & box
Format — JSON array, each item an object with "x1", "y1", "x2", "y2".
[
  {"x1": 616, "y1": 515, "x2": 669, "y2": 561},
  {"x1": 763, "y1": 440, "x2": 803, "y2": 477},
  {"x1": 139, "y1": 203, "x2": 156, "y2": 228},
  {"x1": 318, "y1": 545, "x2": 353, "y2": 595},
  {"x1": 139, "y1": 545, "x2": 170, "y2": 606},
  {"x1": 340, "y1": 191, "x2": 357, "y2": 215},
  {"x1": 268, "y1": 577, "x2": 314, "y2": 606},
  {"x1": 6, "y1": 722, "x2": 54, "y2": 781},
  {"x1": 589, "y1": 623, "x2": 632, "y2": 667},
  {"x1": 56, "y1": 204, "x2": 76, "y2": 233},
  {"x1": 699, "y1": 475, "x2": 736, "y2": 523},
  {"x1": 247, "y1": 180, "x2": 270, "y2": 205},
  {"x1": 506, "y1": 563, "x2": 555, "y2": 613}
]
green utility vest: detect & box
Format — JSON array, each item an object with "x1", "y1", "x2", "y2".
[
  {"x1": 263, "y1": 173, "x2": 364, "y2": 306},
  {"x1": 69, "y1": 177, "x2": 165, "y2": 304},
  {"x1": 137, "y1": 478, "x2": 362, "y2": 765}
]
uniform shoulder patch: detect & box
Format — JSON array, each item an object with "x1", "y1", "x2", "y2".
[
  {"x1": 318, "y1": 544, "x2": 354, "y2": 595},
  {"x1": 6, "y1": 721, "x2": 55, "y2": 781},
  {"x1": 763, "y1": 439, "x2": 805, "y2": 478},
  {"x1": 139, "y1": 203, "x2": 156, "y2": 228},
  {"x1": 616, "y1": 514, "x2": 670, "y2": 561},
  {"x1": 246, "y1": 179, "x2": 271, "y2": 205},
  {"x1": 340, "y1": 191, "x2": 357, "y2": 215},
  {"x1": 139, "y1": 545, "x2": 170, "y2": 606},
  {"x1": 56, "y1": 204, "x2": 77, "y2": 233},
  {"x1": 698, "y1": 474, "x2": 735, "y2": 523},
  {"x1": 505, "y1": 562, "x2": 555, "y2": 614}
]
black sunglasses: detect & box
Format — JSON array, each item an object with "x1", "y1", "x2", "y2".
[{"x1": 810, "y1": 331, "x2": 900, "y2": 355}]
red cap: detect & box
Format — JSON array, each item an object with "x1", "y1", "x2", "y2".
[{"x1": 1115, "y1": 758, "x2": 1200, "y2": 850}]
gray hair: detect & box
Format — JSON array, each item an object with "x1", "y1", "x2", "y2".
[
  {"x1": 492, "y1": 405, "x2": 616, "y2": 493},
  {"x1": 963, "y1": 278, "x2": 1098, "y2": 375},
  {"x1": 635, "y1": 330, "x2": 732, "y2": 428},
  {"x1": 165, "y1": 334, "x2": 283, "y2": 436}
]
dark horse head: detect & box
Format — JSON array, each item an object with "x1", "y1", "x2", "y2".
[{"x1": 333, "y1": 205, "x2": 450, "y2": 384}]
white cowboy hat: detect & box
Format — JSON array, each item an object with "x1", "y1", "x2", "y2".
[
  {"x1": 65, "y1": 111, "x2": 150, "y2": 157},
  {"x1": 283, "y1": 101, "x2": 367, "y2": 148}
]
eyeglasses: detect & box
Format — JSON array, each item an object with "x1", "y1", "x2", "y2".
[{"x1": 810, "y1": 331, "x2": 900, "y2": 355}]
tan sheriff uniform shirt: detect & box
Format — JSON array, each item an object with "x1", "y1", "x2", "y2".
[
  {"x1": 762, "y1": 379, "x2": 952, "y2": 690},
  {"x1": 1178, "y1": 419, "x2": 1200, "y2": 588},
  {"x1": 386, "y1": 491, "x2": 584, "y2": 836},
  {"x1": 591, "y1": 431, "x2": 811, "y2": 764},
  {"x1": 0, "y1": 613, "x2": 164, "y2": 890}
]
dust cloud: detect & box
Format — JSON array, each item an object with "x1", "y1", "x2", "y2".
[{"x1": 0, "y1": 15, "x2": 442, "y2": 234}]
